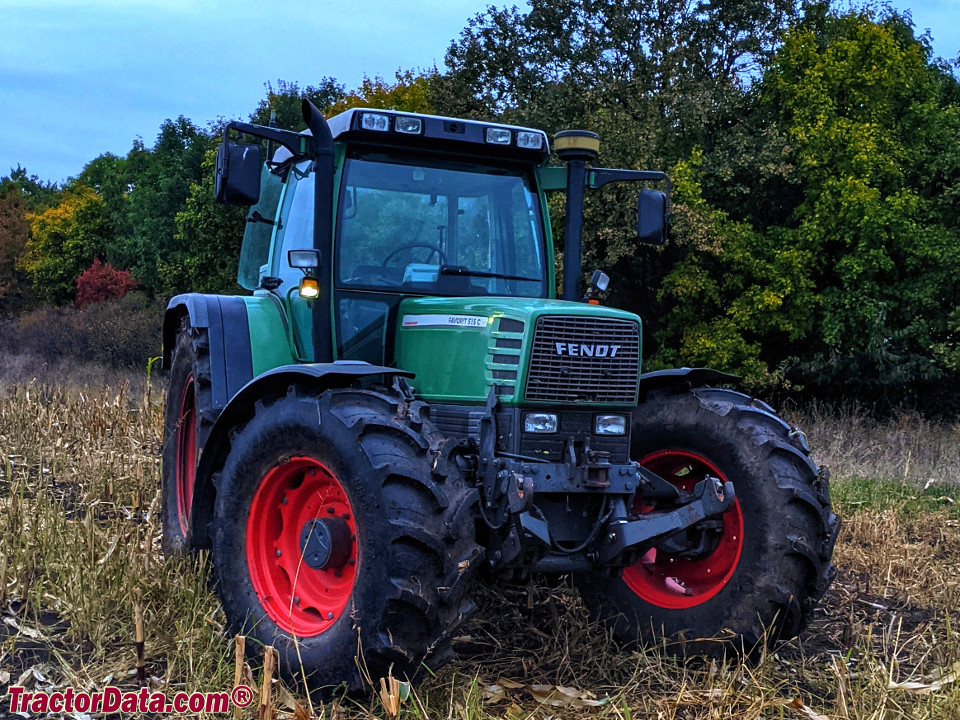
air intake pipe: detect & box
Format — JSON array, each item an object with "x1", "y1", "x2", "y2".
[{"x1": 555, "y1": 130, "x2": 600, "y2": 302}]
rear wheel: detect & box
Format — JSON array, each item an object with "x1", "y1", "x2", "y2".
[
  {"x1": 211, "y1": 386, "x2": 481, "y2": 692},
  {"x1": 161, "y1": 318, "x2": 213, "y2": 557},
  {"x1": 578, "y1": 388, "x2": 839, "y2": 653}
]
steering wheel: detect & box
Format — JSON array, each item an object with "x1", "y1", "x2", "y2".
[{"x1": 381, "y1": 243, "x2": 448, "y2": 268}]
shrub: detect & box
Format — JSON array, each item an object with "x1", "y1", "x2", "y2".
[
  {"x1": 12, "y1": 293, "x2": 162, "y2": 369},
  {"x1": 75, "y1": 259, "x2": 137, "y2": 308}
]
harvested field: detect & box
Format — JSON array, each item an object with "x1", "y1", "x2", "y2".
[{"x1": 1, "y1": 381, "x2": 959, "y2": 719}]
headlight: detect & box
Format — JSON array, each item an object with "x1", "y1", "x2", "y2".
[
  {"x1": 516, "y1": 131, "x2": 544, "y2": 149},
  {"x1": 595, "y1": 414, "x2": 626, "y2": 435},
  {"x1": 360, "y1": 112, "x2": 390, "y2": 131},
  {"x1": 524, "y1": 412, "x2": 558, "y2": 433},
  {"x1": 395, "y1": 116, "x2": 422, "y2": 134},
  {"x1": 485, "y1": 127, "x2": 512, "y2": 145}
]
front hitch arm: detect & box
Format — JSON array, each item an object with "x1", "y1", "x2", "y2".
[{"x1": 596, "y1": 476, "x2": 735, "y2": 564}]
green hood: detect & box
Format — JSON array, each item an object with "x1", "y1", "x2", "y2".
[{"x1": 394, "y1": 296, "x2": 642, "y2": 407}]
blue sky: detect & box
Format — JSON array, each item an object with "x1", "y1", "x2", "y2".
[{"x1": 2, "y1": 0, "x2": 957, "y2": 185}]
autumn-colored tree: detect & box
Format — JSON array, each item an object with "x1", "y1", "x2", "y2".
[
  {"x1": 328, "y1": 70, "x2": 435, "y2": 115},
  {"x1": 250, "y1": 79, "x2": 345, "y2": 130},
  {"x1": 0, "y1": 187, "x2": 33, "y2": 311},
  {"x1": 75, "y1": 259, "x2": 137, "y2": 307},
  {"x1": 19, "y1": 183, "x2": 112, "y2": 304}
]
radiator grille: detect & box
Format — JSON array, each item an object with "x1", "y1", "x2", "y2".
[{"x1": 525, "y1": 315, "x2": 640, "y2": 403}]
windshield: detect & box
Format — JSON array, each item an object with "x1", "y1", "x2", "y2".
[{"x1": 335, "y1": 155, "x2": 547, "y2": 297}]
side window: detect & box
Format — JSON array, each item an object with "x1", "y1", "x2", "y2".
[
  {"x1": 272, "y1": 165, "x2": 315, "y2": 291},
  {"x1": 237, "y1": 165, "x2": 284, "y2": 290}
]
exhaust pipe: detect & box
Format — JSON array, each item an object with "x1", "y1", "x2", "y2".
[{"x1": 301, "y1": 100, "x2": 336, "y2": 361}]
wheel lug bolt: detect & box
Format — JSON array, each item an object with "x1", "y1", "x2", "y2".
[
  {"x1": 294, "y1": 596, "x2": 300, "y2": 605},
  {"x1": 327, "y1": 507, "x2": 336, "y2": 514},
  {"x1": 327, "y1": 612, "x2": 334, "y2": 620},
  {"x1": 342, "y1": 513, "x2": 350, "y2": 520},
  {"x1": 275, "y1": 549, "x2": 282, "y2": 557},
  {"x1": 281, "y1": 497, "x2": 287, "y2": 505}
]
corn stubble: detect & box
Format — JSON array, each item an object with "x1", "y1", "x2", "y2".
[{"x1": 0, "y1": 382, "x2": 958, "y2": 719}]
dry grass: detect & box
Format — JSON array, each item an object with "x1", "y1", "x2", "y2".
[{"x1": 1, "y1": 380, "x2": 959, "y2": 719}]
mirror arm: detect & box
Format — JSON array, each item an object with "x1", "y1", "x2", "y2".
[
  {"x1": 589, "y1": 169, "x2": 671, "y2": 214},
  {"x1": 223, "y1": 120, "x2": 312, "y2": 158}
]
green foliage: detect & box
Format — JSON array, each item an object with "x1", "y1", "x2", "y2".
[
  {"x1": 654, "y1": 151, "x2": 818, "y2": 386},
  {"x1": 652, "y1": 7, "x2": 960, "y2": 403},
  {"x1": 768, "y1": 9, "x2": 960, "y2": 393},
  {"x1": 0, "y1": 166, "x2": 60, "y2": 212},
  {"x1": 167, "y1": 148, "x2": 246, "y2": 295},
  {"x1": 120, "y1": 117, "x2": 214, "y2": 295}
]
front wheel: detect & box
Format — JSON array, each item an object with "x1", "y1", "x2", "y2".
[
  {"x1": 577, "y1": 388, "x2": 839, "y2": 653},
  {"x1": 211, "y1": 386, "x2": 481, "y2": 692}
]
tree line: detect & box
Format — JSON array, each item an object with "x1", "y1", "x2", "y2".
[{"x1": 1, "y1": 1, "x2": 958, "y2": 412}]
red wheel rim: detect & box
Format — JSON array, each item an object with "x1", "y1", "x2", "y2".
[
  {"x1": 621, "y1": 450, "x2": 743, "y2": 609},
  {"x1": 246, "y1": 456, "x2": 358, "y2": 636},
  {"x1": 175, "y1": 375, "x2": 196, "y2": 536}
]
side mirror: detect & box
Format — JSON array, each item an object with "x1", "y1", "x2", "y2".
[
  {"x1": 637, "y1": 189, "x2": 668, "y2": 245},
  {"x1": 215, "y1": 142, "x2": 262, "y2": 205}
]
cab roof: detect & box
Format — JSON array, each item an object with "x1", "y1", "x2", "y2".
[{"x1": 324, "y1": 108, "x2": 551, "y2": 163}]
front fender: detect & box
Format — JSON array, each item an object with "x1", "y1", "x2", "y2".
[
  {"x1": 638, "y1": 367, "x2": 740, "y2": 400},
  {"x1": 188, "y1": 362, "x2": 414, "y2": 548}
]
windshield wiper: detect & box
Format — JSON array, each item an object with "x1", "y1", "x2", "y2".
[{"x1": 439, "y1": 265, "x2": 539, "y2": 283}]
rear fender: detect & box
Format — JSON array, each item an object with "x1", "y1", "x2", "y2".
[{"x1": 162, "y1": 294, "x2": 255, "y2": 412}]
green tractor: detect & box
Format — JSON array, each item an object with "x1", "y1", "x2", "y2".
[{"x1": 161, "y1": 101, "x2": 839, "y2": 691}]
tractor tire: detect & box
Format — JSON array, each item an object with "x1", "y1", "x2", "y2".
[
  {"x1": 577, "y1": 387, "x2": 838, "y2": 654},
  {"x1": 161, "y1": 318, "x2": 214, "y2": 557},
  {"x1": 210, "y1": 385, "x2": 482, "y2": 693}
]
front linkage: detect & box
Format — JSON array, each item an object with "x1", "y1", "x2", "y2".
[{"x1": 468, "y1": 390, "x2": 735, "y2": 577}]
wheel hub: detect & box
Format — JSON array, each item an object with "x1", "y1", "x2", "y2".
[
  {"x1": 300, "y1": 517, "x2": 352, "y2": 570},
  {"x1": 245, "y1": 457, "x2": 358, "y2": 636},
  {"x1": 621, "y1": 450, "x2": 744, "y2": 609}
]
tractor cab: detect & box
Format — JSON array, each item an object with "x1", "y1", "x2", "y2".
[{"x1": 220, "y1": 105, "x2": 667, "y2": 384}]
